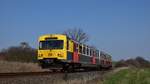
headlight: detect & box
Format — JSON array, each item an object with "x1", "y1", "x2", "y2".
[
  {"x1": 57, "y1": 53, "x2": 63, "y2": 57},
  {"x1": 38, "y1": 54, "x2": 43, "y2": 57}
]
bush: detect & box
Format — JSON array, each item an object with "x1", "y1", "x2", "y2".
[
  {"x1": 0, "y1": 42, "x2": 37, "y2": 63},
  {"x1": 115, "y1": 57, "x2": 150, "y2": 68},
  {"x1": 115, "y1": 60, "x2": 128, "y2": 67},
  {"x1": 135, "y1": 56, "x2": 150, "y2": 67}
]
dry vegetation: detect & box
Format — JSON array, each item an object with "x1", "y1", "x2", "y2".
[{"x1": 0, "y1": 61, "x2": 47, "y2": 73}]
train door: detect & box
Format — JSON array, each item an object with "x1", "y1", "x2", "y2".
[{"x1": 73, "y1": 42, "x2": 79, "y2": 63}]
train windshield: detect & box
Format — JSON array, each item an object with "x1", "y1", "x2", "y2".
[{"x1": 39, "y1": 40, "x2": 64, "y2": 49}]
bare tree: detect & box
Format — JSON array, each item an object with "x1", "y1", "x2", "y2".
[
  {"x1": 63, "y1": 28, "x2": 89, "y2": 43},
  {"x1": 20, "y1": 42, "x2": 30, "y2": 49}
]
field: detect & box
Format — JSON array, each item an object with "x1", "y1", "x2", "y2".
[
  {"x1": 103, "y1": 68, "x2": 150, "y2": 84},
  {"x1": 0, "y1": 61, "x2": 150, "y2": 84}
]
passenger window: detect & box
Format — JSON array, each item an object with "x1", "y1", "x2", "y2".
[
  {"x1": 83, "y1": 46, "x2": 86, "y2": 54},
  {"x1": 79, "y1": 45, "x2": 82, "y2": 53},
  {"x1": 90, "y1": 49, "x2": 92, "y2": 56},
  {"x1": 67, "y1": 40, "x2": 69, "y2": 50},
  {"x1": 87, "y1": 48, "x2": 89, "y2": 55},
  {"x1": 74, "y1": 43, "x2": 77, "y2": 52},
  {"x1": 93, "y1": 51, "x2": 95, "y2": 56},
  {"x1": 85, "y1": 47, "x2": 87, "y2": 55},
  {"x1": 76, "y1": 44, "x2": 79, "y2": 52},
  {"x1": 97, "y1": 51, "x2": 99, "y2": 57}
]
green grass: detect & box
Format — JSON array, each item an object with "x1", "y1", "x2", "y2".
[{"x1": 103, "y1": 68, "x2": 150, "y2": 84}]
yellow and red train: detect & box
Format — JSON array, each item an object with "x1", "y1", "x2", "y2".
[{"x1": 38, "y1": 34, "x2": 112, "y2": 71}]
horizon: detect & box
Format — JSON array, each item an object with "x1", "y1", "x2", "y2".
[{"x1": 0, "y1": 0, "x2": 150, "y2": 61}]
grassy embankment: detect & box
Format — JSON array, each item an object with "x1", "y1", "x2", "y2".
[{"x1": 103, "y1": 68, "x2": 150, "y2": 84}]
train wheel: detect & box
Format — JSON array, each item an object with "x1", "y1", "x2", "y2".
[
  {"x1": 51, "y1": 69, "x2": 57, "y2": 72},
  {"x1": 63, "y1": 64, "x2": 74, "y2": 73},
  {"x1": 68, "y1": 65, "x2": 75, "y2": 72}
]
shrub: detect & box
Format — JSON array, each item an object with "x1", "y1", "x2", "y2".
[
  {"x1": 115, "y1": 60, "x2": 128, "y2": 67},
  {"x1": 0, "y1": 42, "x2": 37, "y2": 63},
  {"x1": 115, "y1": 57, "x2": 150, "y2": 68}
]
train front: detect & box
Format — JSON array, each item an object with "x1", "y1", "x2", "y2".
[{"x1": 37, "y1": 34, "x2": 67, "y2": 69}]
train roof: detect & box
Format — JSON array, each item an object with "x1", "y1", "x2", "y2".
[{"x1": 39, "y1": 34, "x2": 112, "y2": 55}]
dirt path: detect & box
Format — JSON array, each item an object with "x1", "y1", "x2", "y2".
[{"x1": 112, "y1": 67, "x2": 129, "y2": 73}]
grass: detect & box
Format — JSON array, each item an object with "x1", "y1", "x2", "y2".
[{"x1": 103, "y1": 68, "x2": 150, "y2": 84}]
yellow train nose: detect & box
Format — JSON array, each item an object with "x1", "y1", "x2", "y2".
[{"x1": 48, "y1": 53, "x2": 52, "y2": 56}]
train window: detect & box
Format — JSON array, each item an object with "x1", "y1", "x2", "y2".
[
  {"x1": 93, "y1": 50, "x2": 95, "y2": 56},
  {"x1": 39, "y1": 42, "x2": 42, "y2": 49},
  {"x1": 103, "y1": 55, "x2": 105, "y2": 59},
  {"x1": 101, "y1": 55, "x2": 104, "y2": 59},
  {"x1": 85, "y1": 46, "x2": 87, "y2": 55},
  {"x1": 67, "y1": 40, "x2": 69, "y2": 50},
  {"x1": 90, "y1": 49, "x2": 92, "y2": 56},
  {"x1": 76, "y1": 44, "x2": 79, "y2": 52},
  {"x1": 79, "y1": 45, "x2": 82, "y2": 53},
  {"x1": 101, "y1": 54, "x2": 104, "y2": 59},
  {"x1": 97, "y1": 50, "x2": 99, "y2": 57},
  {"x1": 39, "y1": 40, "x2": 64, "y2": 49},
  {"x1": 87, "y1": 47, "x2": 89, "y2": 56},
  {"x1": 83, "y1": 46, "x2": 86, "y2": 54},
  {"x1": 105, "y1": 55, "x2": 107, "y2": 59},
  {"x1": 73, "y1": 44, "x2": 75, "y2": 51},
  {"x1": 74, "y1": 43, "x2": 78, "y2": 52}
]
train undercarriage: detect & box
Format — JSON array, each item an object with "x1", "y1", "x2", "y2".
[{"x1": 38, "y1": 58, "x2": 112, "y2": 72}]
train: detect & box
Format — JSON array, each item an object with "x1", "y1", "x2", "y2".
[{"x1": 38, "y1": 34, "x2": 112, "y2": 72}]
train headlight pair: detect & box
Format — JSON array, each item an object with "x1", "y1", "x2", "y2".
[
  {"x1": 57, "y1": 53, "x2": 63, "y2": 57},
  {"x1": 38, "y1": 54, "x2": 43, "y2": 57}
]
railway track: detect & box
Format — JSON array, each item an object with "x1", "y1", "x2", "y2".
[
  {"x1": 0, "y1": 71, "x2": 61, "y2": 78},
  {"x1": 0, "y1": 69, "x2": 109, "y2": 78}
]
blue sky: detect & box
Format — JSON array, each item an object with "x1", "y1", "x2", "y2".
[{"x1": 0, "y1": 0, "x2": 150, "y2": 60}]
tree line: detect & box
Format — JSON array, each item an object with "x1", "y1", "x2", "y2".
[{"x1": 0, "y1": 42, "x2": 37, "y2": 62}]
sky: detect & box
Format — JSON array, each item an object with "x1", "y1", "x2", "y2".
[{"x1": 0, "y1": 0, "x2": 150, "y2": 61}]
